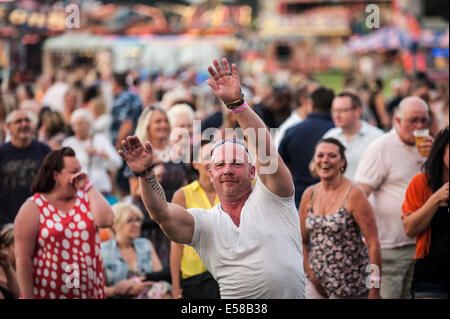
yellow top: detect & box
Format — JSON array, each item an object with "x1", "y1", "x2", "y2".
[{"x1": 181, "y1": 180, "x2": 219, "y2": 279}]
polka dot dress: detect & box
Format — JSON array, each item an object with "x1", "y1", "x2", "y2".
[{"x1": 30, "y1": 192, "x2": 106, "y2": 299}]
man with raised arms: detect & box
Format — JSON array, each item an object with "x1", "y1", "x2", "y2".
[{"x1": 118, "y1": 58, "x2": 305, "y2": 299}]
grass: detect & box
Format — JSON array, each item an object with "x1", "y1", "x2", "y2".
[
  {"x1": 314, "y1": 71, "x2": 395, "y2": 97},
  {"x1": 314, "y1": 72, "x2": 346, "y2": 93}
]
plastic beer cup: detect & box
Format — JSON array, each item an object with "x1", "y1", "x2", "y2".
[{"x1": 413, "y1": 129, "x2": 430, "y2": 157}]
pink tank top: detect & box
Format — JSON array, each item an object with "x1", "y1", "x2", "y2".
[{"x1": 30, "y1": 192, "x2": 106, "y2": 299}]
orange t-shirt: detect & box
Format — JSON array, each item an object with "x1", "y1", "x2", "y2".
[{"x1": 401, "y1": 173, "x2": 433, "y2": 259}]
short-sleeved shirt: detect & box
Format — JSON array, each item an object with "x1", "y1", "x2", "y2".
[
  {"x1": 110, "y1": 90, "x2": 142, "y2": 146},
  {"x1": 0, "y1": 139, "x2": 51, "y2": 227},
  {"x1": 188, "y1": 179, "x2": 305, "y2": 299},
  {"x1": 181, "y1": 180, "x2": 219, "y2": 279},
  {"x1": 323, "y1": 120, "x2": 384, "y2": 180},
  {"x1": 354, "y1": 129, "x2": 425, "y2": 249}
]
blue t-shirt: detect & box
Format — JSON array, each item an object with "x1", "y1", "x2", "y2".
[
  {"x1": 278, "y1": 112, "x2": 334, "y2": 208},
  {"x1": 110, "y1": 90, "x2": 142, "y2": 146},
  {"x1": 0, "y1": 139, "x2": 51, "y2": 227}
]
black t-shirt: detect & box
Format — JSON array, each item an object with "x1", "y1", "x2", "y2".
[
  {"x1": 0, "y1": 139, "x2": 51, "y2": 227},
  {"x1": 278, "y1": 113, "x2": 335, "y2": 208},
  {"x1": 413, "y1": 204, "x2": 450, "y2": 287}
]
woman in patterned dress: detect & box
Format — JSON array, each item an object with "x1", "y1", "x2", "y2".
[
  {"x1": 14, "y1": 147, "x2": 114, "y2": 299},
  {"x1": 299, "y1": 138, "x2": 381, "y2": 299}
]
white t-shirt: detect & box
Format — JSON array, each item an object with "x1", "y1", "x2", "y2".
[
  {"x1": 92, "y1": 114, "x2": 112, "y2": 140},
  {"x1": 62, "y1": 134, "x2": 122, "y2": 193},
  {"x1": 355, "y1": 129, "x2": 425, "y2": 249},
  {"x1": 42, "y1": 82, "x2": 69, "y2": 113},
  {"x1": 188, "y1": 178, "x2": 305, "y2": 299}
]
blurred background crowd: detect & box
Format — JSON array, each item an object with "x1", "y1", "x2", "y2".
[
  {"x1": 0, "y1": 0, "x2": 448, "y2": 299},
  {"x1": 0, "y1": 0, "x2": 448, "y2": 139}
]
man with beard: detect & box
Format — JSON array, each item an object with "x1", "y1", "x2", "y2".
[{"x1": 0, "y1": 110, "x2": 50, "y2": 227}]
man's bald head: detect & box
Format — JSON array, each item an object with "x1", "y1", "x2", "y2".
[
  {"x1": 394, "y1": 96, "x2": 430, "y2": 146},
  {"x1": 396, "y1": 96, "x2": 429, "y2": 120}
]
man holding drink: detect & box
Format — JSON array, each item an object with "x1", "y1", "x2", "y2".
[
  {"x1": 413, "y1": 129, "x2": 432, "y2": 157},
  {"x1": 355, "y1": 96, "x2": 433, "y2": 299}
]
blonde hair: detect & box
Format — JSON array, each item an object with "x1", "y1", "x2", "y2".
[
  {"x1": 111, "y1": 202, "x2": 144, "y2": 232},
  {"x1": 70, "y1": 108, "x2": 95, "y2": 127},
  {"x1": 89, "y1": 97, "x2": 107, "y2": 117},
  {"x1": 166, "y1": 103, "x2": 195, "y2": 128},
  {"x1": 134, "y1": 106, "x2": 168, "y2": 143}
]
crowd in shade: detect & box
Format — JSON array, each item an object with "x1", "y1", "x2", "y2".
[{"x1": 0, "y1": 52, "x2": 448, "y2": 299}]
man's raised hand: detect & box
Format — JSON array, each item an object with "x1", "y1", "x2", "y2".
[
  {"x1": 206, "y1": 58, "x2": 242, "y2": 105},
  {"x1": 118, "y1": 136, "x2": 154, "y2": 174}
]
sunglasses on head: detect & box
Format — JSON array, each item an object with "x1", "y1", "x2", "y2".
[
  {"x1": 141, "y1": 105, "x2": 164, "y2": 115},
  {"x1": 211, "y1": 138, "x2": 249, "y2": 155}
]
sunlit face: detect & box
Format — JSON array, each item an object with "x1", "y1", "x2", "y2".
[
  {"x1": 396, "y1": 99, "x2": 430, "y2": 146},
  {"x1": 313, "y1": 142, "x2": 345, "y2": 180},
  {"x1": 115, "y1": 211, "x2": 142, "y2": 239},
  {"x1": 53, "y1": 156, "x2": 82, "y2": 194},
  {"x1": 148, "y1": 110, "x2": 170, "y2": 141},
  {"x1": 209, "y1": 143, "x2": 255, "y2": 198}
]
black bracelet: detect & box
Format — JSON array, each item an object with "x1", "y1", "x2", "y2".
[
  {"x1": 132, "y1": 163, "x2": 156, "y2": 177},
  {"x1": 225, "y1": 92, "x2": 245, "y2": 109}
]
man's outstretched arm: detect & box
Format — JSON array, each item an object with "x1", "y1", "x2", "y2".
[
  {"x1": 118, "y1": 136, "x2": 194, "y2": 244},
  {"x1": 207, "y1": 58, "x2": 294, "y2": 198}
]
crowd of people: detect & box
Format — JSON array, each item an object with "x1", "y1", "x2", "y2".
[{"x1": 0, "y1": 54, "x2": 448, "y2": 299}]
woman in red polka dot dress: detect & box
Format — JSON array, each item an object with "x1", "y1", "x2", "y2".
[{"x1": 14, "y1": 147, "x2": 114, "y2": 299}]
